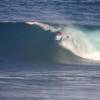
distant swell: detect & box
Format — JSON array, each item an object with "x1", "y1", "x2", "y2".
[{"x1": 0, "y1": 21, "x2": 100, "y2": 64}]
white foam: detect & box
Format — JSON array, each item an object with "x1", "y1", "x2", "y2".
[
  {"x1": 59, "y1": 26, "x2": 100, "y2": 61},
  {"x1": 26, "y1": 21, "x2": 61, "y2": 32}
]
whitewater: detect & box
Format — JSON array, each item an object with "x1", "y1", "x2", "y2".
[{"x1": 27, "y1": 21, "x2": 100, "y2": 61}]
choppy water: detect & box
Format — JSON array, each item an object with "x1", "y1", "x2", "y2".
[{"x1": 0, "y1": 63, "x2": 100, "y2": 100}]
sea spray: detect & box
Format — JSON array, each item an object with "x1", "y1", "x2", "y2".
[{"x1": 59, "y1": 26, "x2": 100, "y2": 61}]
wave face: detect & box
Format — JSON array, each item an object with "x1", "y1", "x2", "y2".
[{"x1": 0, "y1": 22, "x2": 100, "y2": 64}]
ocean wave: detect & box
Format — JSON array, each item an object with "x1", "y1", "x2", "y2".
[
  {"x1": 0, "y1": 21, "x2": 100, "y2": 64},
  {"x1": 26, "y1": 21, "x2": 100, "y2": 61}
]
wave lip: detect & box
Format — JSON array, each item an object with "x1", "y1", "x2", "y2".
[{"x1": 26, "y1": 21, "x2": 61, "y2": 32}]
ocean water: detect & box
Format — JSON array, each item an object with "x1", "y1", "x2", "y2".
[{"x1": 0, "y1": 0, "x2": 100, "y2": 100}]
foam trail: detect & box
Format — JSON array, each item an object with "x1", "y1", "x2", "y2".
[{"x1": 26, "y1": 21, "x2": 61, "y2": 32}]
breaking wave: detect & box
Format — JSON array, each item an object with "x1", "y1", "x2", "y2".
[
  {"x1": 27, "y1": 21, "x2": 100, "y2": 61},
  {"x1": 0, "y1": 21, "x2": 100, "y2": 64}
]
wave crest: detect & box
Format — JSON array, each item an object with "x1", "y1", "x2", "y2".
[{"x1": 26, "y1": 21, "x2": 61, "y2": 32}]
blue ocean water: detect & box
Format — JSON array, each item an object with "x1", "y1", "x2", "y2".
[
  {"x1": 0, "y1": 0, "x2": 100, "y2": 100},
  {"x1": 0, "y1": 0, "x2": 100, "y2": 25}
]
